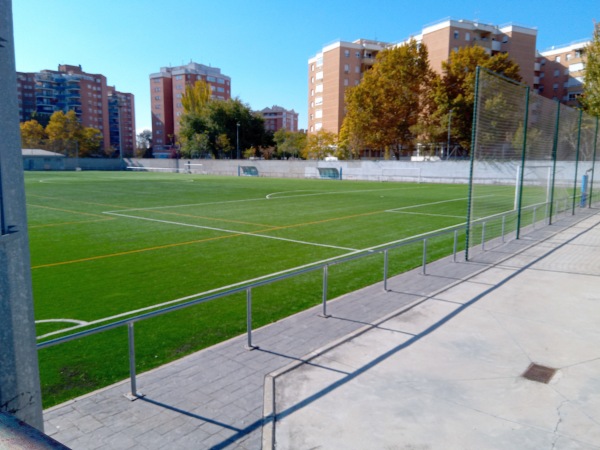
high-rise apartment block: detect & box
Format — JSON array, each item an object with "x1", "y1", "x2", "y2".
[
  {"x1": 16, "y1": 64, "x2": 136, "y2": 155},
  {"x1": 308, "y1": 19, "x2": 538, "y2": 134},
  {"x1": 149, "y1": 62, "x2": 231, "y2": 150},
  {"x1": 258, "y1": 106, "x2": 299, "y2": 132},
  {"x1": 308, "y1": 39, "x2": 388, "y2": 134},
  {"x1": 536, "y1": 40, "x2": 590, "y2": 107}
]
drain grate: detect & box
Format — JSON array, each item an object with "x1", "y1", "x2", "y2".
[{"x1": 522, "y1": 363, "x2": 557, "y2": 384}]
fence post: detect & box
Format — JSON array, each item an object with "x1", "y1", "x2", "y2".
[
  {"x1": 516, "y1": 85, "x2": 531, "y2": 239},
  {"x1": 321, "y1": 265, "x2": 330, "y2": 317},
  {"x1": 422, "y1": 239, "x2": 427, "y2": 275},
  {"x1": 572, "y1": 109, "x2": 583, "y2": 215},
  {"x1": 465, "y1": 66, "x2": 481, "y2": 261},
  {"x1": 589, "y1": 116, "x2": 599, "y2": 208},
  {"x1": 383, "y1": 250, "x2": 389, "y2": 291},
  {"x1": 481, "y1": 222, "x2": 486, "y2": 251},
  {"x1": 548, "y1": 101, "x2": 561, "y2": 225},
  {"x1": 532, "y1": 206, "x2": 537, "y2": 229},
  {"x1": 125, "y1": 322, "x2": 142, "y2": 400},
  {"x1": 501, "y1": 214, "x2": 506, "y2": 243}
]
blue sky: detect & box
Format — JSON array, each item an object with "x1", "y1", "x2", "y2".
[{"x1": 12, "y1": 0, "x2": 598, "y2": 132}]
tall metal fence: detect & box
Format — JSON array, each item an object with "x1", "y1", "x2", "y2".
[{"x1": 466, "y1": 67, "x2": 599, "y2": 258}]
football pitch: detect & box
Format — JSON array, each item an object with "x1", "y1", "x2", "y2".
[{"x1": 26, "y1": 171, "x2": 477, "y2": 406}]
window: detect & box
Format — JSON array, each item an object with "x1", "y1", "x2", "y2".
[
  {"x1": 316, "y1": 57, "x2": 323, "y2": 67},
  {"x1": 315, "y1": 110, "x2": 322, "y2": 119},
  {"x1": 315, "y1": 122, "x2": 322, "y2": 131},
  {"x1": 316, "y1": 71, "x2": 323, "y2": 80},
  {"x1": 356, "y1": 51, "x2": 361, "y2": 58},
  {"x1": 465, "y1": 32, "x2": 470, "y2": 41},
  {"x1": 355, "y1": 66, "x2": 360, "y2": 73},
  {"x1": 454, "y1": 31, "x2": 459, "y2": 39},
  {"x1": 175, "y1": 75, "x2": 183, "y2": 80},
  {"x1": 554, "y1": 69, "x2": 560, "y2": 77},
  {"x1": 344, "y1": 79, "x2": 349, "y2": 86},
  {"x1": 315, "y1": 97, "x2": 323, "y2": 105},
  {"x1": 154, "y1": 95, "x2": 160, "y2": 100},
  {"x1": 566, "y1": 53, "x2": 572, "y2": 61},
  {"x1": 553, "y1": 83, "x2": 558, "y2": 92},
  {"x1": 315, "y1": 84, "x2": 323, "y2": 93},
  {"x1": 344, "y1": 64, "x2": 349, "y2": 74},
  {"x1": 344, "y1": 50, "x2": 350, "y2": 57},
  {"x1": 555, "y1": 56, "x2": 561, "y2": 62},
  {"x1": 569, "y1": 62, "x2": 585, "y2": 72},
  {"x1": 207, "y1": 76, "x2": 216, "y2": 82}
]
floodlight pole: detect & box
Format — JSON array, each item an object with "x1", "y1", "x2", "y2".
[{"x1": 0, "y1": 0, "x2": 44, "y2": 430}]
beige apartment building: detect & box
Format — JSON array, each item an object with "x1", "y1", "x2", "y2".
[
  {"x1": 149, "y1": 62, "x2": 231, "y2": 151},
  {"x1": 536, "y1": 40, "x2": 590, "y2": 107},
  {"x1": 308, "y1": 19, "x2": 537, "y2": 135}
]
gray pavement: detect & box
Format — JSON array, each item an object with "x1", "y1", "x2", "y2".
[{"x1": 42, "y1": 210, "x2": 600, "y2": 449}]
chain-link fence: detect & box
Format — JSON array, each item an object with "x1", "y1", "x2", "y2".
[{"x1": 466, "y1": 68, "x2": 599, "y2": 259}]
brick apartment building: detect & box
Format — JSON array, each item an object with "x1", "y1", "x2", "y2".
[
  {"x1": 149, "y1": 62, "x2": 231, "y2": 151},
  {"x1": 16, "y1": 64, "x2": 135, "y2": 155},
  {"x1": 308, "y1": 19, "x2": 538, "y2": 135},
  {"x1": 536, "y1": 40, "x2": 590, "y2": 107},
  {"x1": 258, "y1": 106, "x2": 299, "y2": 132}
]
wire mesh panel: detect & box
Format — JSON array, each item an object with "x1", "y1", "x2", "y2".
[
  {"x1": 467, "y1": 68, "x2": 599, "y2": 259},
  {"x1": 467, "y1": 69, "x2": 528, "y2": 251}
]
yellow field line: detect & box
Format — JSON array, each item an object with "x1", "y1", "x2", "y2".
[
  {"x1": 31, "y1": 233, "x2": 242, "y2": 270},
  {"x1": 29, "y1": 218, "x2": 114, "y2": 229},
  {"x1": 28, "y1": 203, "x2": 112, "y2": 219}
]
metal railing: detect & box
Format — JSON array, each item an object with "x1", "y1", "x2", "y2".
[{"x1": 36, "y1": 200, "x2": 586, "y2": 400}]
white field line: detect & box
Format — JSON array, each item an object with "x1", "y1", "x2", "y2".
[
  {"x1": 104, "y1": 185, "x2": 428, "y2": 214},
  {"x1": 103, "y1": 211, "x2": 358, "y2": 252},
  {"x1": 36, "y1": 318, "x2": 88, "y2": 325},
  {"x1": 38, "y1": 191, "x2": 470, "y2": 339}
]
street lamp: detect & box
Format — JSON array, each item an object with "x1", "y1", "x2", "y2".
[{"x1": 236, "y1": 122, "x2": 240, "y2": 159}]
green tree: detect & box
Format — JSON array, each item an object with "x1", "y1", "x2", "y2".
[
  {"x1": 436, "y1": 46, "x2": 522, "y2": 151},
  {"x1": 302, "y1": 129, "x2": 337, "y2": 160},
  {"x1": 582, "y1": 23, "x2": 600, "y2": 116},
  {"x1": 341, "y1": 40, "x2": 436, "y2": 159},
  {"x1": 273, "y1": 129, "x2": 307, "y2": 159},
  {"x1": 136, "y1": 129, "x2": 153, "y2": 157},
  {"x1": 20, "y1": 119, "x2": 46, "y2": 148}
]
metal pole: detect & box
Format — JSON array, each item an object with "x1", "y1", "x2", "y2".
[
  {"x1": 532, "y1": 206, "x2": 537, "y2": 230},
  {"x1": 452, "y1": 230, "x2": 458, "y2": 262},
  {"x1": 572, "y1": 109, "x2": 583, "y2": 215},
  {"x1": 588, "y1": 116, "x2": 598, "y2": 208},
  {"x1": 246, "y1": 288, "x2": 254, "y2": 349},
  {"x1": 383, "y1": 250, "x2": 389, "y2": 291},
  {"x1": 422, "y1": 238, "x2": 427, "y2": 275},
  {"x1": 236, "y1": 122, "x2": 240, "y2": 159},
  {"x1": 127, "y1": 323, "x2": 138, "y2": 399},
  {"x1": 481, "y1": 222, "x2": 486, "y2": 251},
  {"x1": 501, "y1": 214, "x2": 506, "y2": 243},
  {"x1": 465, "y1": 66, "x2": 481, "y2": 261},
  {"x1": 0, "y1": 0, "x2": 44, "y2": 430},
  {"x1": 321, "y1": 265, "x2": 329, "y2": 317},
  {"x1": 516, "y1": 85, "x2": 531, "y2": 239},
  {"x1": 446, "y1": 108, "x2": 453, "y2": 159}
]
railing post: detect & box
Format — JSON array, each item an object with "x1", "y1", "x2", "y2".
[
  {"x1": 246, "y1": 287, "x2": 256, "y2": 349},
  {"x1": 422, "y1": 238, "x2": 427, "y2": 275},
  {"x1": 321, "y1": 265, "x2": 330, "y2": 317},
  {"x1": 501, "y1": 214, "x2": 506, "y2": 243},
  {"x1": 452, "y1": 230, "x2": 458, "y2": 262},
  {"x1": 125, "y1": 322, "x2": 142, "y2": 400},
  {"x1": 481, "y1": 222, "x2": 486, "y2": 251},
  {"x1": 383, "y1": 250, "x2": 389, "y2": 291},
  {"x1": 533, "y1": 206, "x2": 537, "y2": 230}
]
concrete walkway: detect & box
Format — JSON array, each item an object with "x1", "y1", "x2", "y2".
[{"x1": 42, "y1": 211, "x2": 600, "y2": 449}]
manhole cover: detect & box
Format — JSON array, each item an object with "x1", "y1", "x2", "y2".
[{"x1": 522, "y1": 363, "x2": 556, "y2": 384}]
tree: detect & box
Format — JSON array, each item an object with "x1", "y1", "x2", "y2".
[
  {"x1": 181, "y1": 80, "x2": 211, "y2": 116},
  {"x1": 136, "y1": 129, "x2": 153, "y2": 157},
  {"x1": 302, "y1": 129, "x2": 337, "y2": 159},
  {"x1": 79, "y1": 127, "x2": 103, "y2": 157},
  {"x1": 582, "y1": 23, "x2": 600, "y2": 116},
  {"x1": 341, "y1": 40, "x2": 437, "y2": 159},
  {"x1": 20, "y1": 120, "x2": 46, "y2": 148},
  {"x1": 273, "y1": 129, "x2": 306, "y2": 159},
  {"x1": 45, "y1": 110, "x2": 82, "y2": 155},
  {"x1": 436, "y1": 46, "x2": 522, "y2": 151}
]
